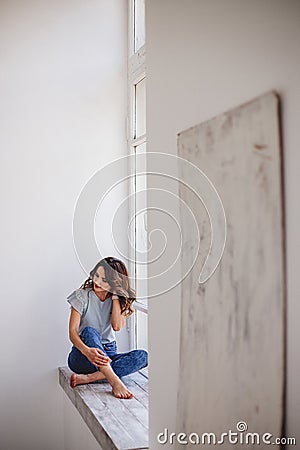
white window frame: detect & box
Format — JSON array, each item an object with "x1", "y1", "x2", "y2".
[{"x1": 127, "y1": 0, "x2": 147, "y2": 350}]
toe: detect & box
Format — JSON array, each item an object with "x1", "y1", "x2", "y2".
[
  {"x1": 113, "y1": 390, "x2": 121, "y2": 398},
  {"x1": 70, "y1": 374, "x2": 76, "y2": 388}
]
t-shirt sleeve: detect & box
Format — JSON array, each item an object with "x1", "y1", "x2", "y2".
[{"x1": 67, "y1": 289, "x2": 86, "y2": 315}]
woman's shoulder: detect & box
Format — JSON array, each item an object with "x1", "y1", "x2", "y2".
[{"x1": 67, "y1": 288, "x2": 93, "y2": 316}]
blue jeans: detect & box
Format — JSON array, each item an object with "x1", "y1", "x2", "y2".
[{"x1": 68, "y1": 326, "x2": 148, "y2": 379}]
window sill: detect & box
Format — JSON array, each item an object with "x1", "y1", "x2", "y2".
[{"x1": 58, "y1": 367, "x2": 149, "y2": 450}]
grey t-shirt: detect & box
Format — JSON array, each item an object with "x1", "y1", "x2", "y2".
[{"x1": 67, "y1": 288, "x2": 116, "y2": 344}]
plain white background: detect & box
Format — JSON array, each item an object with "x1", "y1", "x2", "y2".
[{"x1": 0, "y1": 1, "x2": 127, "y2": 449}]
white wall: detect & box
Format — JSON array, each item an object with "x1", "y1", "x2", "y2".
[
  {"x1": 63, "y1": 396, "x2": 103, "y2": 450},
  {"x1": 147, "y1": 0, "x2": 300, "y2": 448},
  {"x1": 0, "y1": 1, "x2": 127, "y2": 449}
]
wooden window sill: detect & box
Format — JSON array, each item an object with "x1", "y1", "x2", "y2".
[{"x1": 58, "y1": 367, "x2": 149, "y2": 450}]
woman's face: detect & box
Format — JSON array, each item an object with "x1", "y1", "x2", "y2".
[{"x1": 93, "y1": 266, "x2": 111, "y2": 293}]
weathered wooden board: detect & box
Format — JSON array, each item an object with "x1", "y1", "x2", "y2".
[
  {"x1": 176, "y1": 92, "x2": 285, "y2": 449},
  {"x1": 59, "y1": 367, "x2": 149, "y2": 450}
]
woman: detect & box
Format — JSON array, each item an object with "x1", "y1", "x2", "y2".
[{"x1": 67, "y1": 256, "x2": 148, "y2": 399}]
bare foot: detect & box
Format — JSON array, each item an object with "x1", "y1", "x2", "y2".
[
  {"x1": 70, "y1": 372, "x2": 106, "y2": 388},
  {"x1": 111, "y1": 380, "x2": 134, "y2": 399}
]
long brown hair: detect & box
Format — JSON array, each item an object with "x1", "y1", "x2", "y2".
[{"x1": 80, "y1": 257, "x2": 136, "y2": 317}]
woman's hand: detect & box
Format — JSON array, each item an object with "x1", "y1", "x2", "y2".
[{"x1": 84, "y1": 347, "x2": 111, "y2": 367}]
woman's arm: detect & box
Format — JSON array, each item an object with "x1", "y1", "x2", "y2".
[
  {"x1": 111, "y1": 294, "x2": 126, "y2": 331},
  {"x1": 69, "y1": 307, "x2": 110, "y2": 366},
  {"x1": 69, "y1": 307, "x2": 90, "y2": 354}
]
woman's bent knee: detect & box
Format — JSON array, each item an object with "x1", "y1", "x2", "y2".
[
  {"x1": 81, "y1": 326, "x2": 98, "y2": 335},
  {"x1": 137, "y1": 349, "x2": 148, "y2": 368},
  {"x1": 81, "y1": 326, "x2": 102, "y2": 340},
  {"x1": 142, "y1": 350, "x2": 148, "y2": 367}
]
